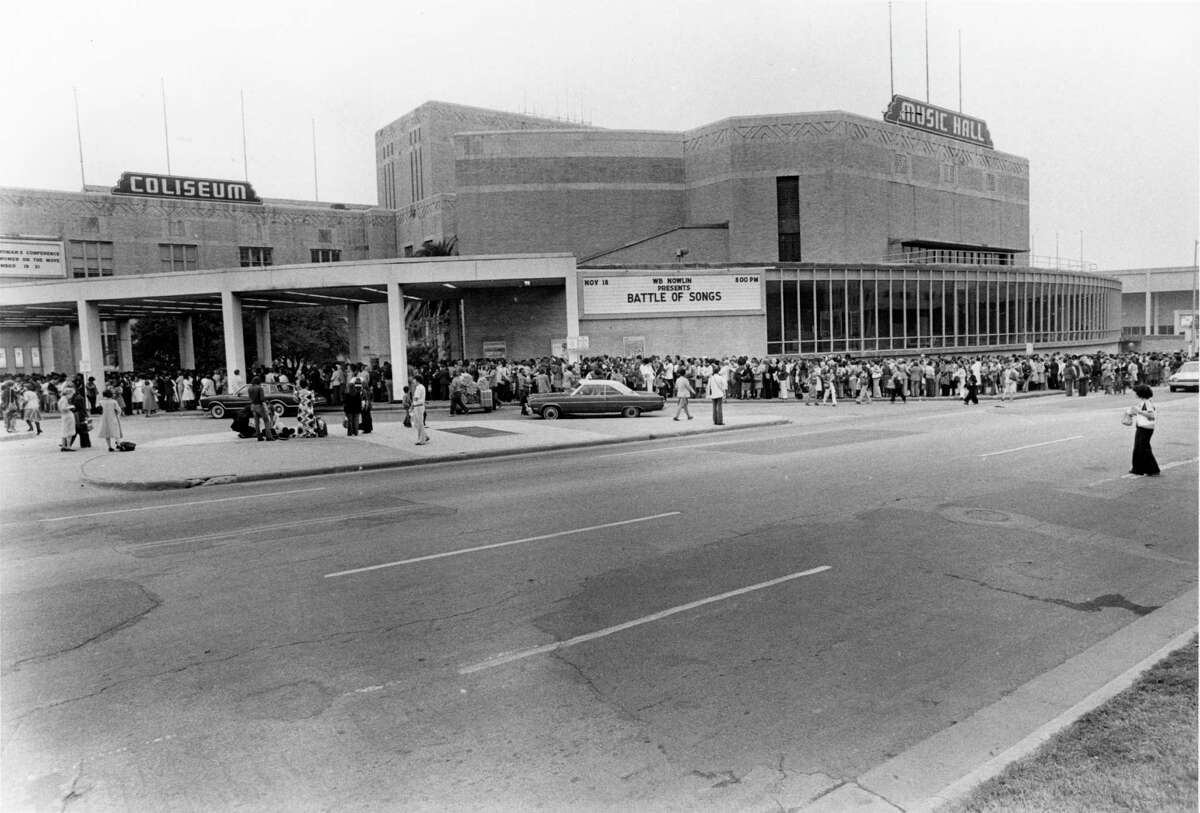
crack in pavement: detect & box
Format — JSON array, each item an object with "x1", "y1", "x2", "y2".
[
  {"x1": 946, "y1": 573, "x2": 1161, "y2": 615},
  {"x1": 8, "y1": 592, "x2": 527, "y2": 726}
]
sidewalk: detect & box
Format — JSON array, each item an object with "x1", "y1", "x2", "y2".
[{"x1": 76, "y1": 405, "x2": 789, "y2": 490}]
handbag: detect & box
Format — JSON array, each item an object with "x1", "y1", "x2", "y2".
[
  {"x1": 403, "y1": 414, "x2": 412, "y2": 428},
  {"x1": 1121, "y1": 412, "x2": 1133, "y2": 426}
]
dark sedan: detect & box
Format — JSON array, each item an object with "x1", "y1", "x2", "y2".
[
  {"x1": 527, "y1": 380, "x2": 665, "y2": 419},
  {"x1": 200, "y1": 382, "x2": 312, "y2": 419}
]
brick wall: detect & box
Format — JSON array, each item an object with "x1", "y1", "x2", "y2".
[
  {"x1": 462, "y1": 286, "x2": 567, "y2": 360},
  {"x1": 579, "y1": 314, "x2": 764, "y2": 358}
]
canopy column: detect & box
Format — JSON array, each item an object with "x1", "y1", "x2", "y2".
[
  {"x1": 255, "y1": 311, "x2": 272, "y2": 367},
  {"x1": 117, "y1": 320, "x2": 134, "y2": 371},
  {"x1": 75, "y1": 298, "x2": 105, "y2": 381},
  {"x1": 177, "y1": 315, "x2": 195, "y2": 369},
  {"x1": 221, "y1": 290, "x2": 247, "y2": 384},
  {"x1": 346, "y1": 304, "x2": 360, "y2": 364},
  {"x1": 386, "y1": 281, "x2": 408, "y2": 401}
]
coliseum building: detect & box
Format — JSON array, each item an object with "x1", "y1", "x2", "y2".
[{"x1": 1, "y1": 99, "x2": 1129, "y2": 380}]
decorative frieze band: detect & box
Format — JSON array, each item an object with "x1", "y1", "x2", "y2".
[{"x1": 684, "y1": 116, "x2": 1027, "y2": 178}]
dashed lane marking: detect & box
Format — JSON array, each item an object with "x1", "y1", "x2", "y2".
[
  {"x1": 979, "y1": 436, "x2": 1084, "y2": 458},
  {"x1": 458, "y1": 565, "x2": 832, "y2": 674},
  {"x1": 324, "y1": 512, "x2": 681, "y2": 579}
]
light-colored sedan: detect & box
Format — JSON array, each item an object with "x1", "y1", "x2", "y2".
[
  {"x1": 527, "y1": 380, "x2": 665, "y2": 419},
  {"x1": 1167, "y1": 361, "x2": 1199, "y2": 392}
]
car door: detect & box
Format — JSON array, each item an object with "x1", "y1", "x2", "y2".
[{"x1": 572, "y1": 383, "x2": 605, "y2": 415}]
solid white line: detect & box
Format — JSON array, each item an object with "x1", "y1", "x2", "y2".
[
  {"x1": 458, "y1": 565, "x2": 832, "y2": 674},
  {"x1": 980, "y1": 436, "x2": 1084, "y2": 458},
  {"x1": 324, "y1": 512, "x2": 682, "y2": 578},
  {"x1": 38, "y1": 486, "x2": 326, "y2": 522}
]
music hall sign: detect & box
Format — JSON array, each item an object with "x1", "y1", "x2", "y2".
[
  {"x1": 112, "y1": 172, "x2": 263, "y2": 204},
  {"x1": 883, "y1": 95, "x2": 993, "y2": 149}
]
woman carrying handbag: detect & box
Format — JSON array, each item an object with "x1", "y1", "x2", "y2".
[{"x1": 1123, "y1": 384, "x2": 1160, "y2": 476}]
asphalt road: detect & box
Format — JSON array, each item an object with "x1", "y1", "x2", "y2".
[{"x1": 2, "y1": 393, "x2": 1197, "y2": 811}]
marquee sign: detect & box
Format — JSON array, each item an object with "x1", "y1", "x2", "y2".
[
  {"x1": 112, "y1": 172, "x2": 263, "y2": 204},
  {"x1": 883, "y1": 95, "x2": 993, "y2": 149},
  {"x1": 582, "y1": 271, "x2": 764, "y2": 316},
  {"x1": 0, "y1": 238, "x2": 65, "y2": 278}
]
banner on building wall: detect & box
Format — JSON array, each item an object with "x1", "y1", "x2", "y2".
[
  {"x1": 481, "y1": 341, "x2": 507, "y2": 359},
  {"x1": 582, "y1": 271, "x2": 764, "y2": 316},
  {"x1": 0, "y1": 239, "x2": 66, "y2": 278}
]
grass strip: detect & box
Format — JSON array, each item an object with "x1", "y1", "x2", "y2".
[{"x1": 944, "y1": 636, "x2": 1197, "y2": 813}]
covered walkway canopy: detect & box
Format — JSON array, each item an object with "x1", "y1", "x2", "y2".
[{"x1": 0, "y1": 253, "x2": 579, "y2": 388}]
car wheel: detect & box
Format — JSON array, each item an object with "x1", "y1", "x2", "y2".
[
  {"x1": 208, "y1": 403, "x2": 226, "y2": 419},
  {"x1": 270, "y1": 400, "x2": 287, "y2": 418},
  {"x1": 542, "y1": 405, "x2": 561, "y2": 420},
  {"x1": 621, "y1": 406, "x2": 641, "y2": 418}
]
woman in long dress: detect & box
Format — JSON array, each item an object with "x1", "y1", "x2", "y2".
[
  {"x1": 296, "y1": 379, "x2": 318, "y2": 438},
  {"x1": 58, "y1": 388, "x2": 76, "y2": 451},
  {"x1": 96, "y1": 389, "x2": 123, "y2": 452},
  {"x1": 142, "y1": 378, "x2": 158, "y2": 416},
  {"x1": 1125, "y1": 384, "x2": 1160, "y2": 476}
]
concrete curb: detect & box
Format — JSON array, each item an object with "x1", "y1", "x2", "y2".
[
  {"x1": 79, "y1": 418, "x2": 792, "y2": 491},
  {"x1": 795, "y1": 585, "x2": 1199, "y2": 811}
]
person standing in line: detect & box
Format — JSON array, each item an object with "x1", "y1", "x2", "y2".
[
  {"x1": 142, "y1": 377, "x2": 158, "y2": 416},
  {"x1": 342, "y1": 382, "x2": 363, "y2": 436},
  {"x1": 409, "y1": 372, "x2": 430, "y2": 445},
  {"x1": 70, "y1": 385, "x2": 92, "y2": 448},
  {"x1": 962, "y1": 367, "x2": 980, "y2": 406},
  {"x1": 1125, "y1": 384, "x2": 1160, "y2": 476},
  {"x1": 96, "y1": 388, "x2": 123, "y2": 452},
  {"x1": 21, "y1": 384, "x2": 43, "y2": 434},
  {"x1": 247, "y1": 377, "x2": 277, "y2": 441},
  {"x1": 707, "y1": 364, "x2": 728, "y2": 425},
  {"x1": 672, "y1": 369, "x2": 695, "y2": 421},
  {"x1": 296, "y1": 378, "x2": 318, "y2": 438},
  {"x1": 58, "y1": 387, "x2": 77, "y2": 451}
]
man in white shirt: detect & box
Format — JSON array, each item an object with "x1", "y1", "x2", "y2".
[
  {"x1": 707, "y1": 365, "x2": 728, "y2": 425},
  {"x1": 409, "y1": 371, "x2": 429, "y2": 445}
]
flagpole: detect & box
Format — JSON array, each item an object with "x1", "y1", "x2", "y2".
[
  {"x1": 161, "y1": 78, "x2": 172, "y2": 175},
  {"x1": 73, "y1": 87, "x2": 87, "y2": 190},
  {"x1": 311, "y1": 118, "x2": 320, "y2": 201},
  {"x1": 241, "y1": 89, "x2": 249, "y2": 182},
  {"x1": 888, "y1": 1, "x2": 895, "y2": 97},
  {"x1": 924, "y1": 2, "x2": 930, "y2": 102}
]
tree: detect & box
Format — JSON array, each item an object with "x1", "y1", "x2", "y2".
[
  {"x1": 414, "y1": 236, "x2": 458, "y2": 257},
  {"x1": 268, "y1": 305, "x2": 350, "y2": 368}
]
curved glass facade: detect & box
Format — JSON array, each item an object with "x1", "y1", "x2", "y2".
[{"x1": 765, "y1": 265, "x2": 1121, "y2": 356}]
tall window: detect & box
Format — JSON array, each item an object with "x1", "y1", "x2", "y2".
[
  {"x1": 69, "y1": 240, "x2": 114, "y2": 278},
  {"x1": 239, "y1": 246, "x2": 273, "y2": 267},
  {"x1": 159, "y1": 243, "x2": 198, "y2": 272},
  {"x1": 310, "y1": 249, "x2": 341, "y2": 263},
  {"x1": 777, "y1": 177, "x2": 802, "y2": 261}
]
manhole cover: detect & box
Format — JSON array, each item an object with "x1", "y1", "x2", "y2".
[
  {"x1": 439, "y1": 426, "x2": 517, "y2": 438},
  {"x1": 940, "y1": 506, "x2": 1017, "y2": 526}
]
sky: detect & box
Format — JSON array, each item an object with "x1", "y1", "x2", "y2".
[{"x1": 2, "y1": 0, "x2": 1197, "y2": 272}]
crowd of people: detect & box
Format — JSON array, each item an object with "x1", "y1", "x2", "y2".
[
  {"x1": 0, "y1": 350, "x2": 1190, "y2": 447},
  {"x1": 408, "y1": 349, "x2": 1190, "y2": 410}
]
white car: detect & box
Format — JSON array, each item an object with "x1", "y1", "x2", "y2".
[{"x1": 1167, "y1": 361, "x2": 1199, "y2": 392}]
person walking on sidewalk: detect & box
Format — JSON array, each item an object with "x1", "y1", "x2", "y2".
[
  {"x1": 409, "y1": 371, "x2": 430, "y2": 445},
  {"x1": 707, "y1": 364, "x2": 728, "y2": 425},
  {"x1": 58, "y1": 387, "x2": 77, "y2": 451},
  {"x1": 673, "y1": 369, "x2": 694, "y2": 421},
  {"x1": 21, "y1": 384, "x2": 43, "y2": 434}
]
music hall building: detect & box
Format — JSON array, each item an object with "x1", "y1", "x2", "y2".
[{"x1": 0, "y1": 98, "x2": 1122, "y2": 380}]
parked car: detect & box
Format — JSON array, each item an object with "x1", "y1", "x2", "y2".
[
  {"x1": 1167, "y1": 361, "x2": 1199, "y2": 392},
  {"x1": 200, "y1": 382, "x2": 312, "y2": 418},
  {"x1": 527, "y1": 380, "x2": 665, "y2": 419}
]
